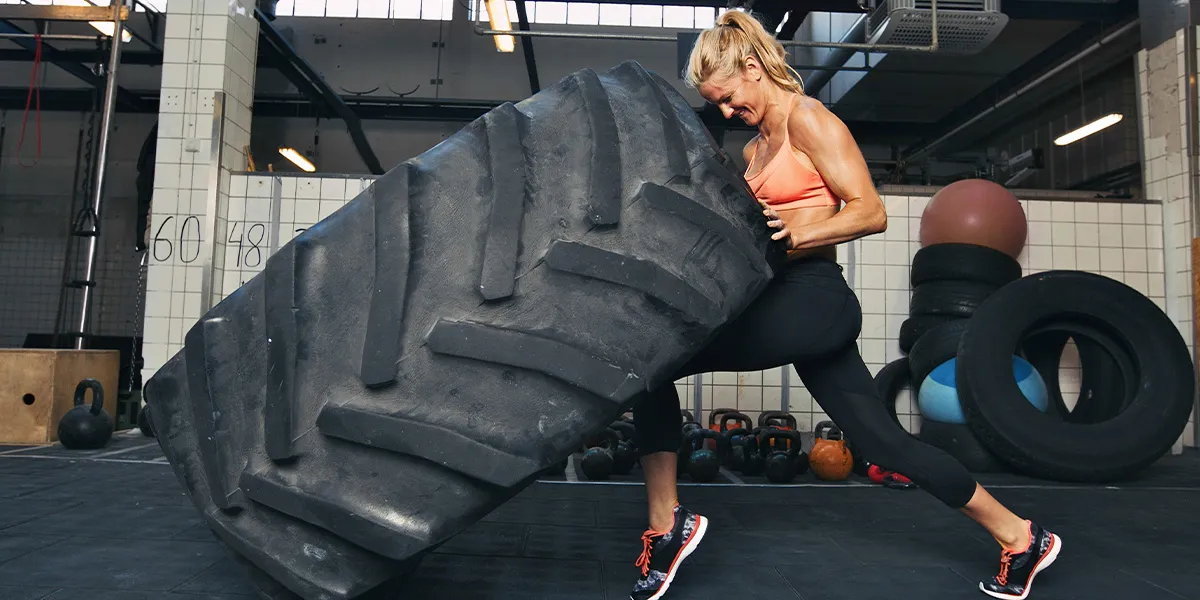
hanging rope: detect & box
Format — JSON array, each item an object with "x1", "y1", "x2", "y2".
[{"x1": 17, "y1": 33, "x2": 43, "y2": 168}]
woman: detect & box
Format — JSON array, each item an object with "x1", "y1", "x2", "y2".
[{"x1": 626, "y1": 10, "x2": 1061, "y2": 600}]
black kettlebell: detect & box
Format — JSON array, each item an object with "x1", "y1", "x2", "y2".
[
  {"x1": 760, "y1": 430, "x2": 807, "y2": 483},
  {"x1": 719, "y1": 412, "x2": 754, "y2": 470},
  {"x1": 58, "y1": 378, "x2": 113, "y2": 450},
  {"x1": 608, "y1": 421, "x2": 639, "y2": 475},
  {"x1": 740, "y1": 427, "x2": 768, "y2": 476},
  {"x1": 137, "y1": 403, "x2": 155, "y2": 437},
  {"x1": 686, "y1": 428, "x2": 722, "y2": 483},
  {"x1": 722, "y1": 426, "x2": 751, "y2": 472},
  {"x1": 678, "y1": 421, "x2": 703, "y2": 473},
  {"x1": 580, "y1": 428, "x2": 619, "y2": 481}
]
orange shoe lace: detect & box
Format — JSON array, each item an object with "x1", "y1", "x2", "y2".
[
  {"x1": 995, "y1": 550, "x2": 1013, "y2": 586},
  {"x1": 635, "y1": 529, "x2": 665, "y2": 577}
]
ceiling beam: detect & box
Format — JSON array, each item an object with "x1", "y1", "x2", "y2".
[
  {"x1": 254, "y1": 8, "x2": 384, "y2": 175},
  {"x1": 0, "y1": 19, "x2": 151, "y2": 112},
  {"x1": 899, "y1": 11, "x2": 1139, "y2": 163},
  {"x1": 514, "y1": 0, "x2": 540, "y2": 93},
  {"x1": 0, "y1": 87, "x2": 930, "y2": 143}
]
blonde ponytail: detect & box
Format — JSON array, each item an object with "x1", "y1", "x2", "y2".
[{"x1": 684, "y1": 10, "x2": 804, "y2": 94}]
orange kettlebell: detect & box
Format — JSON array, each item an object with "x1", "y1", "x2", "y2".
[{"x1": 809, "y1": 420, "x2": 854, "y2": 481}]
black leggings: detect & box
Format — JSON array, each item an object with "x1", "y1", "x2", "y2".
[{"x1": 631, "y1": 256, "x2": 978, "y2": 509}]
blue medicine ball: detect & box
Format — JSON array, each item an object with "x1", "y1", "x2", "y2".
[{"x1": 917, "y1": 356, "x2": 1049, "y2": 424}]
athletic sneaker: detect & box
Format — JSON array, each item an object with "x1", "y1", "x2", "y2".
[
  {"x1": 979, "y1": 521, "x2": 1062, "y2": 600},
  {"x1": 629, "y1": 504, "x2": 708, "y2": 600}
]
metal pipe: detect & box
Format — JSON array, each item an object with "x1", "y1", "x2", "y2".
[
  {"x1": 74, "y1": 0, "x2": 125, "y2": 349},
  {"x1": 472, "y1": 0, "x2": 940, "y2": 53},
  {"x1": 0, "y1": 32, "x2": 103, "y2": 41},
  {"x1": 802, "y1": 14, "x2": 869, "y2": 97},
  {"x1": 900, "y1": 18, "x2": 1139, "y2": 165},
  {"x1": 692, "y1": 373, "x2": 704, "y2": 426}
]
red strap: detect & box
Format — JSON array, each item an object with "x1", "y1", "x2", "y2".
[{"x1": 17, "y1": 33, "x2": 43, "y2": 168}]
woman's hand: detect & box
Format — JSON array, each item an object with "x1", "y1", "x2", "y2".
[{"x1": 761, "y1": 201, "x2": 794, "y2": 249}]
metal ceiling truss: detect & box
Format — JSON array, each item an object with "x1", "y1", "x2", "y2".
[
  {"x1": 899, "y1": 8, "x2": 1140, "y2": 165},
  {"x1": 0, "y1": 19, "x2": 150, "y2": 112},
  {"x1": 254, "y1": 7, "x2": 384, "y2": 174},
  {"x1": 0, "y1": 87, "x2": 929, "y2": 144}
]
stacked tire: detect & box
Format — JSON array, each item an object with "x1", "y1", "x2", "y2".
[
  {"x1": 893, "y1": 243, "x2": 1023, "y2": 473},
  {"x1": 876, "y1": 251, "x2": 1196, "y2": 482}
]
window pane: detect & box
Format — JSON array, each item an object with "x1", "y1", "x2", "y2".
[
  {"x1": 567, "y1": 2, "x2": 598, "y2": 25},
  {"x1": 661, "y1": 5, "x2": 692, "y2": 28},
  {"x1": 630, "y1": 4, "x2": 661, "y2": 27},
  {"x1": 292, "y1": 0, "x2": 325, "y2": 17},
  {"x1": 440, "y1": 0, "x2": 455, "y2": 20},
  {"x1": 358, "y1": 0, "x2": 388, "y2": 17},
  {"x1": 535, "y1": 1, "x2": 566, "y2": 24},
  {"x1": 275, "y1": 0, "x2": 295, "y2": 16},
  {"x1": 326, "y1": 0, "x2": 358, "y2": 17},
  {"x1": 694, "y1": 7, "x2": 715, "y2": 29},
  {"x1": 392, "y1": 0, "x2": 420, "y2": 19},
  {"x1": 419, "y1": 0, "x2": 445, "y2": 19},
  {"x1": 598, "y1": 3, "x2": 630, "y2": 26}
]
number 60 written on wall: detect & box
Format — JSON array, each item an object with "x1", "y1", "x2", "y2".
[{"x1": 152, "y1": 215, "x2": 202, "y2": 263}]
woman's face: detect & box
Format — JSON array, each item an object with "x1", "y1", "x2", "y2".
[{"x1": 697, "y1": 59, "x2": 768, "y2": 126}]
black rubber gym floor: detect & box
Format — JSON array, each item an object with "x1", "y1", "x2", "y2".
[{"x1": 1, "y1": 430, "x2": 1198, "y2": 600}]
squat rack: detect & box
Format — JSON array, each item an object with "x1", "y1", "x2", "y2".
[{"x1": 0, "y1": 1, "x2": 131, "y2": 349}]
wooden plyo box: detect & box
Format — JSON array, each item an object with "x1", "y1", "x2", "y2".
[{"x1": 0, "y1": 349, "x2": 120, "y2": 446}]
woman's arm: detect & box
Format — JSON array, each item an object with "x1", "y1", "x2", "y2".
[{"x1": 784, "y1": 100, "x2": 887, "y2": 249}]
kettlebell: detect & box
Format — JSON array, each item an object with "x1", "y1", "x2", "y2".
[
  {"x1": 608, "y1": 421, "x2": 639, "y2": 475},
  {"x1": 137, "y1": 403, "x2": 155, "y2": 438},
  {"x1": 809, "y1": 420, "x2": 854, "y2": 481},
  {"x1": 685, "y1": 428, "x2": 722, "y2": 483},
  {"x1": 760, "y1": 411, "x2": 798, "y2": 447},
  {"x1": 58, "y1": 378, "x2": 113, "y2": 450},
  {"x1": 739, "y1": 427, "x2": 769, "y2": 476},
  {"x1": 580, "y1": 428, "x2": 620, "y2": 481},
  {"x1": 759, "y1": 430, "x2": 807, "y2": 483},
  {"x1": 719, "y1": 412, "x2": 754, "y2": 470},
  {"x1": 678, "y1": 421, "x2": 703, "y2": 473},
  {"x1": 706, "y1": 408, "x2": 738, "y2": 450}
]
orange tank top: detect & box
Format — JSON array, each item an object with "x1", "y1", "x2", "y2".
[{"x1": 744, "y1": 109, "x2": 839, "y2": 210}]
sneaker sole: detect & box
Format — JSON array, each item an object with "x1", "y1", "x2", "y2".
[
  {"x1": 979, "y1": 534, "x2": 1062, "y2": 600},
  {"x1": 641, "y1": 515, "x2": 709, "y2": 600}
]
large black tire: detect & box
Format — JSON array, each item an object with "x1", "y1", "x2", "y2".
[
  {"x1": 143, "y1": 61, "x2": 785, "y2": 600},
  {"x1": 957, "y1": 271, "x2": 1195, "y2": 482}
]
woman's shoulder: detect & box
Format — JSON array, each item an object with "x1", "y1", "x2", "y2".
[{"x1": 786, "y1": 95, "x2": 844, "y2": 152}]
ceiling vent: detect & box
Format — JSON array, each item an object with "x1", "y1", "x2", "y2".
[{"x1": 866, "y1": 0, "x2": 1009, "y2": 54}]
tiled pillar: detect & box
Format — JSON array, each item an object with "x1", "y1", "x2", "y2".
[
  {"x1": 1136, "y1": 5, "x2": 1197, "y2": 448},
  {"x1": 142, "y1": 0, "x2": 259, "y2": 387}
]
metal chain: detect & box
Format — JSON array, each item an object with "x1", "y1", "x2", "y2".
[{"x1": 128, "y1": 250, "x2": 147, "y2": 397}]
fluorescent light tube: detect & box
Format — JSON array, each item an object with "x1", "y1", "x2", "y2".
[
  {"x1": 1054, "y1": 114, "x2": 1123, "y2": 146},
  {"x1": 279, "y1": 147, "x2": 316, "y2": 172},
  {"x1": 487, "y1": 0, "x2": 515, "y2": 53}
]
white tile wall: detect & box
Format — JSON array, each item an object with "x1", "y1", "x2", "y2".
[
  {"x1": 142, "y1": 0, "x2": 261, "y2": 386},
  {"x1": 1138, "y1": 30, "x2": 1196, "y2": 448},
  {"x1": 209, "y1": 174, "x2": 1167, "y2": 441}
]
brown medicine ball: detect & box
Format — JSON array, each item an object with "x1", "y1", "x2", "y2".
[{"x1": 919, "y1": 179, "x2": 1028, "y2": 259}]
